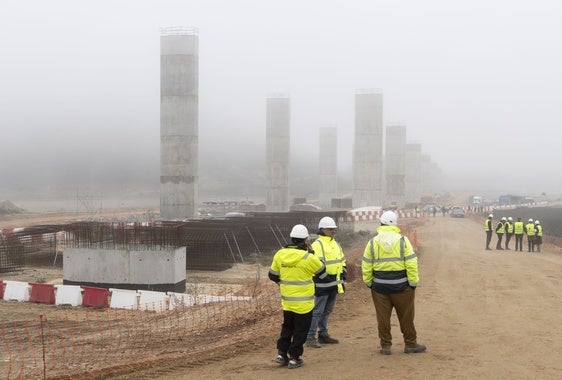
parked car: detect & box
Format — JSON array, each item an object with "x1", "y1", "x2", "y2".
[{"x1": 450, "y1": 206, "x2": 465, "y2": 218}]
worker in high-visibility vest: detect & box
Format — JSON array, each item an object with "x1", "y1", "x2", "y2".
[
  {"x1": 534, "y1": 220, "x2": 543, "y2": 253},
  {"x1": 269, "y1": 224, "x2": 327, "y2": 369},
  {"x1": 306, "y1": 216, "x2": 346, "y2": 348},
  {"x1": 525, "y1": 218, "x2": 536, "y2": 252},
  {"x1": 504, "y1": 217, "x2": 514, "y2": 250},
  {"x1": 362, "y1": 210, "x2": 426, "y2": 355},
  {"x1": 484, "y1": 214, "x2": 493, "y2": 250},
  {"x1": 513, "y1": 217, "x2": 525, "y2": 252},
  {"x1": 495, "y1": 217, "x2": 506, "y2": 250}
]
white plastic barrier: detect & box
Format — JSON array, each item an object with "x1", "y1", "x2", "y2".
[
  {"x1": 138, "y1": 290, "x2": 168, "y2": 313},
  {"x1": 3, "y1": 281, "x2": 31, "y2": 301},
  {"x1": 167, "y1": 292, "x2": 196, "y2": 310},
  {"x1": 109, "y1": 288, "x2": 139, "y2": 310},
  {"x1": 198, "y1": 294, "x2": 252, "y2": 304},
  {"x1": 55, "y1": 285, "x2": 83, "y2": 306}
]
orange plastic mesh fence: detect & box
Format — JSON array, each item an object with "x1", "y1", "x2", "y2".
[{"x1": 0, "y1": 281, "x2": 280, "y2": 379}]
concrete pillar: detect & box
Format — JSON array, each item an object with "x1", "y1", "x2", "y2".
[
  {"x1": 353, "y1": 89, "x2": 383, "y2": 208},
  {"x1": 265, "y1": 95, "x2": 290, "y2": 212},
  {"x1": 160, "y1": 27, "x2": 199, "y2": 220},
  {"x1": 405, "y1": 143, "x2": 423, "y2": 204},
  {"x1": 318, "y1": 126, "x2": 338, "y2": 209},
  {"x1": 385, "y1": 124, "x2": 406, "y2": 208}
]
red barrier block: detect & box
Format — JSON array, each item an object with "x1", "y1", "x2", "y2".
[
  {"x1": 81, "y1": 286, "x2": 110, "y2": 308},
  {"x1": 29, "y1": 283, "x2": 56, "y2": 304},
  {"x1": 0, "y1": 280, "x2": 4, "y2": 299}
]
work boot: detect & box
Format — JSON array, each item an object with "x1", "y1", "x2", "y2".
[
  {"x1": 318, "y1": 334, "x2": 339, "y2": 344},
  {"x1": 380, "y1": 347, "x2": 392, "y2": 355},
  {"x1": 275, "y1": 354, "x2": 288, "y2": 365},
  {"x1": 404, "y1": 344, "x2": 427, "y2": 354},
  {"x1": 305, "y1": 338, "x2": 322, "y2": 348},
  {"x1": 288, "y1": 357, "x2": 304, "y2": 369}
]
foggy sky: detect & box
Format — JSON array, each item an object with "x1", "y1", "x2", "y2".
[{"x1": 1, "y1": 0, "x2": 561, "y2": 202}]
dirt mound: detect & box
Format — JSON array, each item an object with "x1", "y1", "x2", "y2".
[{"x1": 0, "y1": 200, "x2": 25, "y2": 215}]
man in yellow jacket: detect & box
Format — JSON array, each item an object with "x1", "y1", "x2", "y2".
[
  {"x1": 362, "y1": 210, "x2": 426, "y2": 355},
  {"x1": 306, "y1": 216, "x2": 346, "y2": 348},
  {"x1": 269, "y1": 224, "x2": 327, "y2": 369}
]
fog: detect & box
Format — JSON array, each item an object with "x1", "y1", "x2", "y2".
[{"x1": 1, "y1": 0, "x2": 561, "y2": 206}]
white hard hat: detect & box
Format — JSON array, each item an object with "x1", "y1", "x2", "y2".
[
  {"x1": 488, "y1": 214, "x2": 493, "y2": 218},
  {"x1": 528, "y1": 218, "x2": 533, "y2": 222},
  {"x1": 535, "y1": 220, "x2": 540, "y2": 224},
  {"x1": 380, "y1": 210, "x2": 398, "y2": 226},
  {"x1": 290, "y1": 224, "x2": 309, "y2": 239},
  {"x1": 501, "y1": 217, "x2": 507, "y2": 221},
  {"x1": 508, "y1": 217, "x2": 513, "y2": 221},
  {"x1": 318, "y1": 216, "x2": 337, "y2": 229}
]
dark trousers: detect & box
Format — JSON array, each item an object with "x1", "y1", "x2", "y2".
[
  {"x1": 277, "y1": 310, "x2": 313, "y2": 360},
  {"x1": 485, "y1": 231, "x2": 493, "y2": 249},
  {"x1": 527, "y1": 236, "x2": 535, "y2": 252},
  {"x1": 515, "y1": 234, "x2": 523, "y2": 251},
  {"x1": 505, "y1": 233, "x2": 513, "y2": 249},
  {"x1": 496, "y1": 233, "x2": 504, "y2": 249},
  {"x1": 371, "y1": 286, "x2": 417, "y2": 349}
]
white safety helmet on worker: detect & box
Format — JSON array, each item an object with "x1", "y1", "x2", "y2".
[
  {"x1": 488, "y1": 214, "x2": 493, "y2": 218},
  {"x1": 535, "y1": 220, "x2": 540, "y2": 224},
  {"x1": 501, "y1": 217, "x2": 507, "y2": 221},
  {"x1": 290, "y1": 224, "x2": 309, "y2": 239},
  {"x1": 318, "y1": 216, "x2": 337, "y2": 229},
  {"x1": 528, "y1": 218, "x2": 533, "y2": 222},
  {"x1": 380, "y1": 210, "x2": 398, "y2": 226},
  {"x1": 507, "y1": 217, "x2": 513, "y2": 221}
]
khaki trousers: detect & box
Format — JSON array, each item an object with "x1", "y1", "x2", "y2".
[{"x1": 371, "y1": 286, "x2": 417, "y2": 349}]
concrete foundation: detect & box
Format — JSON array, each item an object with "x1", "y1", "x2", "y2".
[{"x1": 63, "y1": 247, "x2": 186, "y2": 293}]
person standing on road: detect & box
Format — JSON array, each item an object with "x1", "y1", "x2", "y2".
[
  {"x1": 504, "y1": 217, "x2": 514, "y2": 250},
  {"x1": 525, "y1": 218, "x2": 536, "y2": 252},
  {"x1": 534, "y1": 220, "x2": 543, "y2": 253},
  {"x1": 495, "y1": 217, "x2": 506, "y2": 250},
  {"x1": 514, "y1": 217, "x2": 525, "y2": 252},
  {"x1": 269, "y1": 224, "x2": 327, "y2": 369},
  {"x1": 362, "y1": 210, "x2": 426, "y2": 355},
  {"x1": 485, "y1": 214, "x2": 493, "y2": 250},
  {"x1": 306, "y1": 216, "x2": 346, "y2": 348}
]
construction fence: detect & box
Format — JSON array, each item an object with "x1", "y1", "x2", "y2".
[{"x1": 0, "y1": 278, "x2": 281, "y2": 380}]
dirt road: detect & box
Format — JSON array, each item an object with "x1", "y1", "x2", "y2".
[{"x1": 146, "y1": 215, "x2": 562, "y2": 380}]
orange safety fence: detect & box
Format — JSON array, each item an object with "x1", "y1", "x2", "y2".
[{"x1": 0, "y1": 281, "x2": 281, "y2": 380}]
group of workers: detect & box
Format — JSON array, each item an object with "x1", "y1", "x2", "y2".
[
  {"x1": 484, "y1": 214, "x2": 543, "y2": 252},
  {"x1": 268, "y1": 211, "x2": 425, "y2": 369}
]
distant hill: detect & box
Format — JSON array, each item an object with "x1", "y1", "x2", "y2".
[{"x1": 0, "y1": 200, "x2": 25, "y2": 215}]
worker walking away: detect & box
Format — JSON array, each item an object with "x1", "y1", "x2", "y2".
[
  {"x1": 306, "y1": 216, "x2": 346, "y2": 348},
  {"x1": 495, "y1": 217, "x2": 506, "y2": 250},
  {"x1": 485, "y1": 214, "x2": 493, "y2": 250},
  {"x1": 525, "y1": 218, "x2": 536, "y2": 252},
  {"x1": 534, "y1": 220, "x2": 543, "y2": 252},
  {"x1": 514, "y1": 217, "x2": 524, "y2": 252},
  {"x1": 504, "y1": 217, "x2": 514, "y2": 250},
  {"x1": 362, "y1": 211, "x2": 426, "y2": 355},
  {"x1": 269, "y1": 224, "x2": 327, "y2": 369}
]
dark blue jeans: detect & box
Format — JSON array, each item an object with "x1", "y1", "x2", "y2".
[{"x1": 307, "y1": 289, "x2": 338, "y2": 339}]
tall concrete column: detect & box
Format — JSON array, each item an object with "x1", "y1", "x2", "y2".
[
  {"x1": 353, "y1": 89, "x2": 383, "y2": 208},
  {"x1": 385, "y1": 124, "x2": 406, "y2": 208},
  {"x1": 160, "y1": 27, "x2": 198, "y2": 220},
  {"x1": 405, "y1": 143, "x2": 422, "y2": 204},
  {"x1": 318, "y1": 126, "x2": 337, "y2": 209},
  {"x1": 265, "y1": 95, "x2": 290, "y2": 212}
]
